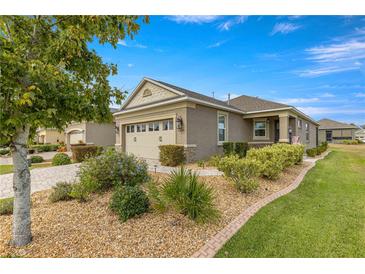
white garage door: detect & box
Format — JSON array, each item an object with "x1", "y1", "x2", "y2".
[
  {"x1": 69, "y1": 131, "x2": 84, "y2": 144},
  {"x1": 125, "y1": 119, "x2": 175, "y2": 159}
]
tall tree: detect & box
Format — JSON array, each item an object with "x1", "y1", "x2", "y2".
[{"x1": 0, "y1": 15, "x2": 148, "y2": 246}]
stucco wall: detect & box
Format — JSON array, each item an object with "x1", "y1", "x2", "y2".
[
  {"x1": 45, "y1": 130, "x2": 65, "y2": 144},
  {"x1": 85, "y1": 122, "x2": 116, "y2": 147},
  {"x1": 186, "y1": 104, "x2": 246, "y2": 160},
  {"x1": 296, "y1": 117, "x2": 317, "y2": 149},
  {"x1": 318, "y1": 128, "x2": 356, "y2": 143}
]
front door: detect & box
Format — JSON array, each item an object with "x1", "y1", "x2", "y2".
[
  {"x1": 326, "y1": 130, "x2": 332, "y2": 142},
  {"x1": 274, "y1": 120, "x2": 280, "y2": 143}
]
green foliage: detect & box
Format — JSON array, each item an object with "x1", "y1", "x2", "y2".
[
  {"x1": 69, "y1": 182, "x2": 89, "y2": 202},
  {"x1": 197, "y1": 160, "x2": 205, "y2": 168},
  {"x1": 72, "y1": 149, "x2": 149, "y2": 201},
  {"x1": 0, "y1": 147, "x2": 10, "y2": 156},
  {"x1": 52, "y1": 153, "x2": 71, "y2": 166},
  {"x1": 223, "y1": 142, "x2": 234, "y2": 156},
  {"x1": 49, "y1": 182, "x2": 73, "y2": 203},
  {"x1": 110, "y1": 186, "x2": 149, "y2": 222},
  {"x1": 159, "y1": 145, "x2": 185, "y2": 166},
  {"x1": 217, "y1": 156, "x2": 261, "y2": 193},
  {"x1": 146, "y1": 180, "x2": 167, "y2": 212},
  {"x1": 161, "y1": 166, "x2": 219, "y2": 223},
  {"x1": 208, "y1": 154, "x2": 223, "y2": 167},
  {"x1": 235, "y1": 142, "x2": 249, "y2": 158},
  {"x1": 0, "y1": 15, "x2": 148, "y2": 146},
  {"x1": 247, "y1": 144, "x2": 305, "y2": 180},
  {"x1": 306, "y1": 148, "x2": 317, "y2": 157},
  {"x1": 30, "y1": 144, "x2": 59, "y2": 152},
  {"x1": 0, "y1": 197, "x2": 13, "y2": 215},
  {"x1": 343, "y1": 139, "x2": 361, "y2": 145},
  {"x1": 71, "y1": 145, "x2": 100, "y2": 162},
  {"x1": 307, "y1": 142, "x2": 328, "y2": 157},
  {"x1": 30, "y1": 155, "x2": 44, "y2": 163}
]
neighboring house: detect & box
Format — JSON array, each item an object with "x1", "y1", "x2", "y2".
[
  {"x1": 318, "y1": 118, "x2": 359, "y2": 144},
  {"x1": 35, "y1": 128, "x2": 65, "y2": 144},
  {"x1": 64, "y1": 108, "x2": 118, "y2": 149},
  {"x1": 113, "y1": 77, "x2": 318, "y2": 162},
  {"x1": 355, "y1": 128, "x2": 365, "y2": 143}
]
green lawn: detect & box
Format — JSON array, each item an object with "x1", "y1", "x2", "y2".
[
  {"x1": 216, "y1": 144, "x2": 365, "y2": 258},
  {"x1": 0, "y1": 162, "x2": 53, "y2": 175}
]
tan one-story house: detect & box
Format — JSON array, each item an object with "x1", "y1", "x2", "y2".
[
  {"x1": 355, "y1": 128, "x2": 365, "y2": 143},
  {"x1": 318, "y1": 118, "x2": 359, "y2": 144},
  {"x1": 113, "y1": 77, "x2": 319, "y2": 162},
  {"x1": 65, "y1": 109, "x2": 118, "y2": 149},
  {"x1": 35, "y1": 128, "x2": 65, "y2": 144}
]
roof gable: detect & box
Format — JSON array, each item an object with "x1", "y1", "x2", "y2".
[
  {"x1": 318, "y1": 118, "x2": 359, "y2": 129},
  {"x1": 122, "y1": 79, "x2": 182, "y2": 110}
]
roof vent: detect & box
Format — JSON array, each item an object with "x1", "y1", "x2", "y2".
[{"x1": 227, "y1": 93, "x2": 231, "y2": 105}]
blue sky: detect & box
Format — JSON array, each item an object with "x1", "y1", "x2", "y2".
[{"x1": 90, "y1": 16, "x2": 365, "y2": 125}]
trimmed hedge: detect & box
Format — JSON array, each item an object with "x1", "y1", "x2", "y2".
[
  {"x1": 235, "y1": 142, "x2": 249, "y2": 158},
  {"x1": 223, "y1": 142, "x2": 234, "y2": 155},
  {"x1": 30, "y1": 144, "x2": 59, "y2": 153},
  {"x1": 159, "y1": 145, "x2": 185, "y2": 167},
  {"x1": 52, "y1": 153, "x2": 71, "y2": 166},
  {"x1": 71, "y1": 145, "x2": 100, "y2": 162},
  {"x1": 30, "y1": 155, "x2": 44, "y2": 163},
  {"x1": 306, "y1": 142, "x2": 328, "y2": 157}
]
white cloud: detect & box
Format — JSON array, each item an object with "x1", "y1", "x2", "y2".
[
  {"x1": 297, "y1": 106, "x2": 365, "y2": 115},
  {"x1": 279, "y1": 97, "x2": 320, "y2": 104},
  {"x1": 118, "y1": 40, "x2": 127, "y2": 46},
  {"x1": 270, "y1": 22, "x2": 301, "y2": 36},
  {"x1": 207, "y1": 40, "x2": 226, "y2": 48},
  {"x1": 127, "y1": 64, "x2": 134, "y2": 68},
  {"x1": 218, "y1": 16, "x2": 248, "y2": 31},
  {"x1": 298, "y1": 65, "x2": 359, "y2": 77},
  {"x1": 167, "y1": 16, "x2": 220, "y2": 24},
  {"x1": 320, "y1": 92, "x2": 336, "y2": 98},
  {"x1": 117, "y1": 40, "x2": 147, "y2": 49},
  {"x1": 355, "y1": 92, "x2": 365, "y2": 97}
]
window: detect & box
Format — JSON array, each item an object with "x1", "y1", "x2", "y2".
[
  {"x1": 136, "y1": 124, "x2": 141, "y2": 132},
  {"x1": 305, "y1": 123, "x2": 309, "y2": 142},
  {"x1": 130, "y1": 125, "x2": 135, "y2": 133},
  {"x1": 154, "y1": 122, "x2": 160, "y2": 131},
  {"x1": 141, "y1": 124, "x2": 146, "y2": 132},
  {"x1": 297, "y1": 119, "x2": 302, "y2": 129},
  {"x1": 254, "y1": 120, "x2": 267, "y2": 137},
  {"x1": 148, "y1": 123, "x2": 154, "y2": 131},
  {"x1": 126, "y1": 125, "x2": 130, "y2": 133},
  {"x1": 142, "y1": 89, "x2": 152, "y2": 97},
  {"x1": 218, "y1": 114, "x2": 227, "y2": 143},
  {"x1": 163, "y1": 119, "x2": 174, "y2": 130}
]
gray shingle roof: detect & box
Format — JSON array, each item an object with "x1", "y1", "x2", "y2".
[
  {"x1": 318, "y1": 118, "x2": 359, "y2": 130},
  {"x1": 150, "y1": 79, "x2": 243, "y2": 111},
  {"x1": 228, "y1": 95, "x2": 290, "y2": 112}
]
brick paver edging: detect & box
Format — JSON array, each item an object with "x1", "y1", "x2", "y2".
[{"x1": 192, "y1": 151, "x2": 331, "y2": 258}]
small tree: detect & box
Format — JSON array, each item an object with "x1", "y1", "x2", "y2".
[{"x1": 0, "y1": 15, "x2": 148, "y2": 246}]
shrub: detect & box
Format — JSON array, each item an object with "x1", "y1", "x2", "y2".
[
  {"x1": 306, "y1": 148, "x2": 317, "y2": 157},
  {"x1": 217, "y1": 156, "x2": 261, "y2": 193},
  {"x1": 197, "y1": 160, "x2": 205, "y2": 168},
  {"x1": 223, "y1": 142, "x2": 234, "y2": 156},
  {"x1": 343, "y1": 139, "x2": 360, "y2": 145},
  {"x1": 0, "y1": 147, "x2": 10, "y2": 156},
  {"x1": 52, "y1": 153, "x2": 71, "y2": 166},
  {"x1": 30, "y1": 144, "x2": 59, "y2": 153},
  {"x1": 159, "y1": 145, "x2": 185, "y2": 166},
  {"x1": 49, "y1": 182, "x2": 73, "y2": 203},
  {"x1": 0, "y1": 198, "x2": 13, "y2": 215},
  {"x1": 161, "y1": 166, "x2": 219, "y2": 222},
  {"x1": 110, "y1": 186, "x2": 149, "y2": 222},
  {"x1": 69, "y1": 182, "x2": 90, "y2": 202},
  {"x1": 247, "y1": 147, "x2": 283, "y2": 180},
  {"x1": 30, "y1": 155, "x2": 44, "y2": 163},
  {"x1": 208, "y1": 154, "x2": 223, "y2": 167},
  {"x1": 146, "y1": 180, "x2": 167, "y2": 212},
  {"x1": 235, "y1": 142, "x2": 249, "y2": 158},
  {"x1": 73, "y1": 149, "x2": 150, "y2": 201},
  {"x1": 71, "y1": 145, "x2": 100, "y2": 162}
]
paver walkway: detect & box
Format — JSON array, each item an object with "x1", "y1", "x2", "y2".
[
  {"x1": 0, "y1": 163, "x2": 80, "y2": 199},
  {"x1": 192, "y1": 151, "x2": 330, "y2": 258},
  {"x1": 0, "y1": 161, "x2": 221, "y2": 199}
]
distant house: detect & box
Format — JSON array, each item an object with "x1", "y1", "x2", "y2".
[
  {"x1": 355, "y1": 129, "x2": 365, "y2": 143},
  {"x1": 35, "y1": 128, "x2": 65, "y2": 144},
  {"x1": 113, "y1": 77, "x2": 319, "y2": 162},
  {"x1": 318, "y1": 118, "x2": 359, "y2": 144},
  {"x1": 64, "y1": 108, "x2": 118, "y2": 150}
]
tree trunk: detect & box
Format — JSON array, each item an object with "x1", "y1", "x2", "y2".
[{"x1": 12, "y1": 125, "x2": 32, "y2": 246}]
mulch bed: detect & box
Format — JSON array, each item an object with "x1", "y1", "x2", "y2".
[{"x1": 0, "y1": 162, "x2": 309, "y2": 258}]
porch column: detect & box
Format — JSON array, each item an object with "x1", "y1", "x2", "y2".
[{"x1": 279, "y1": 114, "x2": 289, "y2": 143}]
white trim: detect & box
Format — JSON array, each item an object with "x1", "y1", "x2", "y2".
[
  {"x1": 217, "y1": 111, "x2": 228, "y2": 145},
  {"x1": 253, "y1": 118, "x2": 270, "y2": 141},
  {"x1": 65, "y1": 128, "x2": 84, "y2": 134},
  {"x1": 248, "y1": 141, "x2": 274, "y2": 144},
  {"x1": 183, "y1": 144, "x2": 197, "y2": 148},
  {"x1": 120, "y1": 77, "x2": 185, "y2": 110}
]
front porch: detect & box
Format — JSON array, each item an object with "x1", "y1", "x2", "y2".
[{"x1": 244, "y1": 111, "x2": 300, "y2": 146}]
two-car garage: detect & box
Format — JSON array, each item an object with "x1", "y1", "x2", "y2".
[{"x1": 125, "y1": 118, "x2": 175, "y2": 159}]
